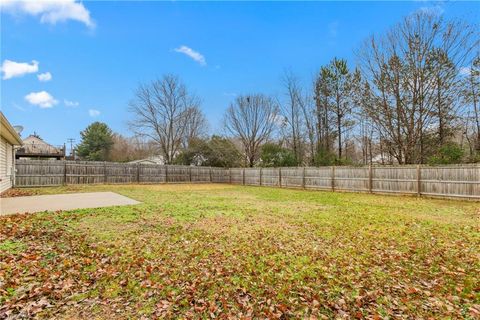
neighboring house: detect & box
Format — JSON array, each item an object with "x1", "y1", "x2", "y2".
[
  {"x1": 371, "y1": 153, "x2": 397, "y2": 165},
  {"x1": 0, "y1": 112, "x2": 22, "y2": 193},
  {"x1": 15, "y1": 134, "x2": 65, "y2": 160},
  {"x1": 189, "y1": 154, "x2": 207, "y2": 166},
  {"x1": 128, "y1": 155, "x2": 165, "y2": 165}
]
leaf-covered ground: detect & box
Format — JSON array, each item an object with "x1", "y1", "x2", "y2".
[{"x1": 1, "y1": 184, "x2": 479, "y2": 319}]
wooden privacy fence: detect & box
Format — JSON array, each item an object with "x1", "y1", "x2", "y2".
[
  {"x1": 230, "y1": 165, "x2": 480, "y2": 200},
  {"x1": 14, "y1": 160, "x2": 229, "y2": 187},
  {"x1": 14, "y1": 160, "x2": 479, "y2": 200}
]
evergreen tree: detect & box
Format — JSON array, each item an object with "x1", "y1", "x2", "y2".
[
  {"x1": 77, "y1": 122, "x2": 114, "y2": 161},
  {"x1": 260, "y1": 143, "x2": 297, "y2": 167},
  {"x1": 174, "y1": 136, "x2": 242, "y2": 167}
]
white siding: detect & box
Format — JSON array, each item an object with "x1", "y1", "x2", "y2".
[{"x1": 0, "y1": 137, "x2": 13, "y2": 193}]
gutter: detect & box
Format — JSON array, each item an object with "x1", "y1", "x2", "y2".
[{"x1": 0, "y1": 112, "x2": 23, "y2": 145}]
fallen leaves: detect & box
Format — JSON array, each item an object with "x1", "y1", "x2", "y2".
[
  {"x1": 0, "y1": 188, "x2": 37, "y2": 198},
  {"x1": 0, "y1": 184, "x2": 479, "y2": 319}
]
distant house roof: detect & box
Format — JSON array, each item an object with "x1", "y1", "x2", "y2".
[
  {"x1": 128, "y1": 156, "x2": 164, "y2": 165},
  {"x1": 0, "y1": 112, "x2": 22, "y2": 145},
  {"x1": 128, "y1": 159, "x2": 158, "y2": 165},
  {"x1": 23, "y1": 135, "x2": 60, "y2": 151},
  {"x1": 16, "y1": 134, "x2": 64, "y2": 158},
  {"x1": 23, "y1": 135, "x2": 56, "y2": 147}
]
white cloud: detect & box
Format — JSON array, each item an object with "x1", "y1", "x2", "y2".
[
  {"x1": 419, "y1": 6, "x2": 445, "y2": 15},
  {"x1": 1, "y1": 0, "x2": 95, "y2": 28},
  {"x1": 25, "y1": 91, "x2": 58, "y2": 108},
  {"x1": 460, "y1": 67, "x2": 471, "y2": 76},
  {"x1": 1, "y1": 59, "x2": 39, "y2": 80},
  {"x1": 174, "y1": 45, "x2": 206, "y2": 66},
  {"x1": 88, "y1": 109, "x2": 100, "y2": 117},
  {"x1": 37, "y1": 71, "x2": 52, "y2": 82},
  {"x1": 64, "y1": 99, "x2": 79, "y2": 107}
]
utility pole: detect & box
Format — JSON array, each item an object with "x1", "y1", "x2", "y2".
[{"x1": 67, "y1": 138, "x2": 75, "y2": 159}]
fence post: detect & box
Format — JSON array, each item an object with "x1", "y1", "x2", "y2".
[
  {"x1": 368, "y1": 165, "x2": 373, "y2": 193},
  {"x1": 165, "y1": 165, "x2": 168, "y2": 184},
  {"x1": 243, "y1": 168, "x2": 246, "y2": 185},
  {"x1": 416, "y1": 165, "x2": 421, "y2": 197},
  {"x1": 229, "y1": 168, "x2": 232, "y2": 184},
  {"x1": 63, "y1": 160, "x2": 67, "y2": 186},
  {"x1": 136, "y1": 163, "x2": 140, "y2": 184},
  {"x1": 302, "y1": 167, "x2": 306, "y2": 189},
  {"x1": 279, "y1": 167, "x2": 282, "y2": 187},
  {"x1": 259, "y1": 168, "x2": 263, "y2": 186},
  {"x1": 209, "y1": 167, "x2": 212, "y2": 182},
  {"x1": 189, "y1": 166, "x2": 192, "y2": 182},
  {"x1": 331, "y1": 166, "x2": 335, "y2": 192},
  {"x1": 104, "y1": 161, "x2": 107, "y2": 184}
]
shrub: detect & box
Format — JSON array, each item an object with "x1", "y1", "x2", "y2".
[{"x1": 428, "y1": 142, "x2": 464, "y2": 165}]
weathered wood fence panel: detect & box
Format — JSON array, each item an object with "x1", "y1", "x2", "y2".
[
  {"x1": 190, "y1": 167, "x2": 210, "y2": 182},
  {"x1": 261, "y1": 168, "x2": 280, "y2": 187},
  {"x1": 244, "y1": 168, "x2": 261, "y2": 185},
  {"x1": 166, "y1": 166, "x2": 189, "y2": 183},
  {"x1": 281, "y1": 167, "x2": 304, "y2": 188},
  {"x1": 15, "y1": 160, "x2": 222, "y2": 187},
  {"x1": 420, "y1": 165, "x2": 480, "y2": 199},
  {"x1": 138, "y1": 165, "x2": 166, "y2": 184},
  {"x1": 230, "y1": 168, "x2": 244, "y2": 185},
  {"x1": 335, "y1": 166, "x2": 370, "y2": 192},
  {"x1": 106, "y1": 163, "x2": 137, "y2": 184},
  {"x1": 372, "y1": 166, "x2": 417, "y2": 195},
  {"x1": 211, "y1": 168, "x2": 229, "y2": 183},
  {"x1": 15, "y1": 160, "x2": 64, "y2": 187},
  {"x1": 305, "y1": 167, "x2": 332, "y2": 190},
  {"x1": 14, "y1": 160, "x2": 479, "y2": 200},
  {"x1": 66, "y1": 161, "x2": 105, "y2": 185}
]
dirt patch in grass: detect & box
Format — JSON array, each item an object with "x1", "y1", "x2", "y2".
[{"x1": 0, "y1": 184, "x2": 479, "y2": 319}]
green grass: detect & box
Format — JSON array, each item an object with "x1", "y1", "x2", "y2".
[
  {"x1": 0, "y1": 239, "x2": 27, "y2": 254},
  {"x1": 0, "y1": 184, "x2": 479, "y2": 319}
]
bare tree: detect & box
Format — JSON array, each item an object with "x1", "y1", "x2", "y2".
[
  {"x1": 181, "y1": 106, "x2": 209, "y2": 149},
  {"x1": 109, "y1": 134, "x2": 156, "y2": 162},
  {"x1": 428, "y1": 49, "x2": 460, "y2": 146},
  {"x1": 356, "y1": 11, "x2": 478, "y2": 164},
  {"x1": 280, "y1": 71, "x2": 305, "y2": 165},
  {"x1": 224, "y1": 94, "x2": 279, "y2": 167},
  {"x1": 128, "y1": 75, "x2": 207, "y2": 164},
  {"x1": 462, "y1": 55, "x2": 480, "y2": 156},
  {"x1": 298, "y1": 88, "x2": 317, "y2": 165}
]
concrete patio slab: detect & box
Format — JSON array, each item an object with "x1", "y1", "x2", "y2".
[{"x1": 0, "y1": 192, "x2": 140, "y2": 216}]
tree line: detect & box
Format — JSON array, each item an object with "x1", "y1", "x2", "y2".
[{"x1": 77, "y1": 12, "x2": 480, "y2": 167}]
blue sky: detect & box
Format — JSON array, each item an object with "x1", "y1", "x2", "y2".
[{"x1": 1, "y1": 1, "x2": 479, "y2": 147}]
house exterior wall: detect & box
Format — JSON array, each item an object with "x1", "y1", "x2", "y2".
[
  {"x1": 0, "y1": 112, "x2": 22, "y2": 193},
  {"x1": 0, "y1": 136, "x2": 14, "y2": 193}
]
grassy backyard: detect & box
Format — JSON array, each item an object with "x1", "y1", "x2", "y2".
[{"x1": 0, "y1": 184, "x2": 479, "y2": 319}]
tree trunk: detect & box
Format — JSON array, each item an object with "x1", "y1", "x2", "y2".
[
  {"x1": 471, "y1": 77, "x2": 480, "y2": 152},
  {"x1": 337, "y1": 113, "x2": 342, "y2": 159},
  {"x1": 437, "y1": 76, "x2": 445, "y2": 147}
]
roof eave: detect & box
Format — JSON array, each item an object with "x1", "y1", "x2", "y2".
[{"x1": 0, "y1": 112, "x2": 23, "y2": 145}]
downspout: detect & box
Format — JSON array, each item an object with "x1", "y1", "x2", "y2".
[{"x1": 12, "y1": 145, "x2": 21, "y2": 187}]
